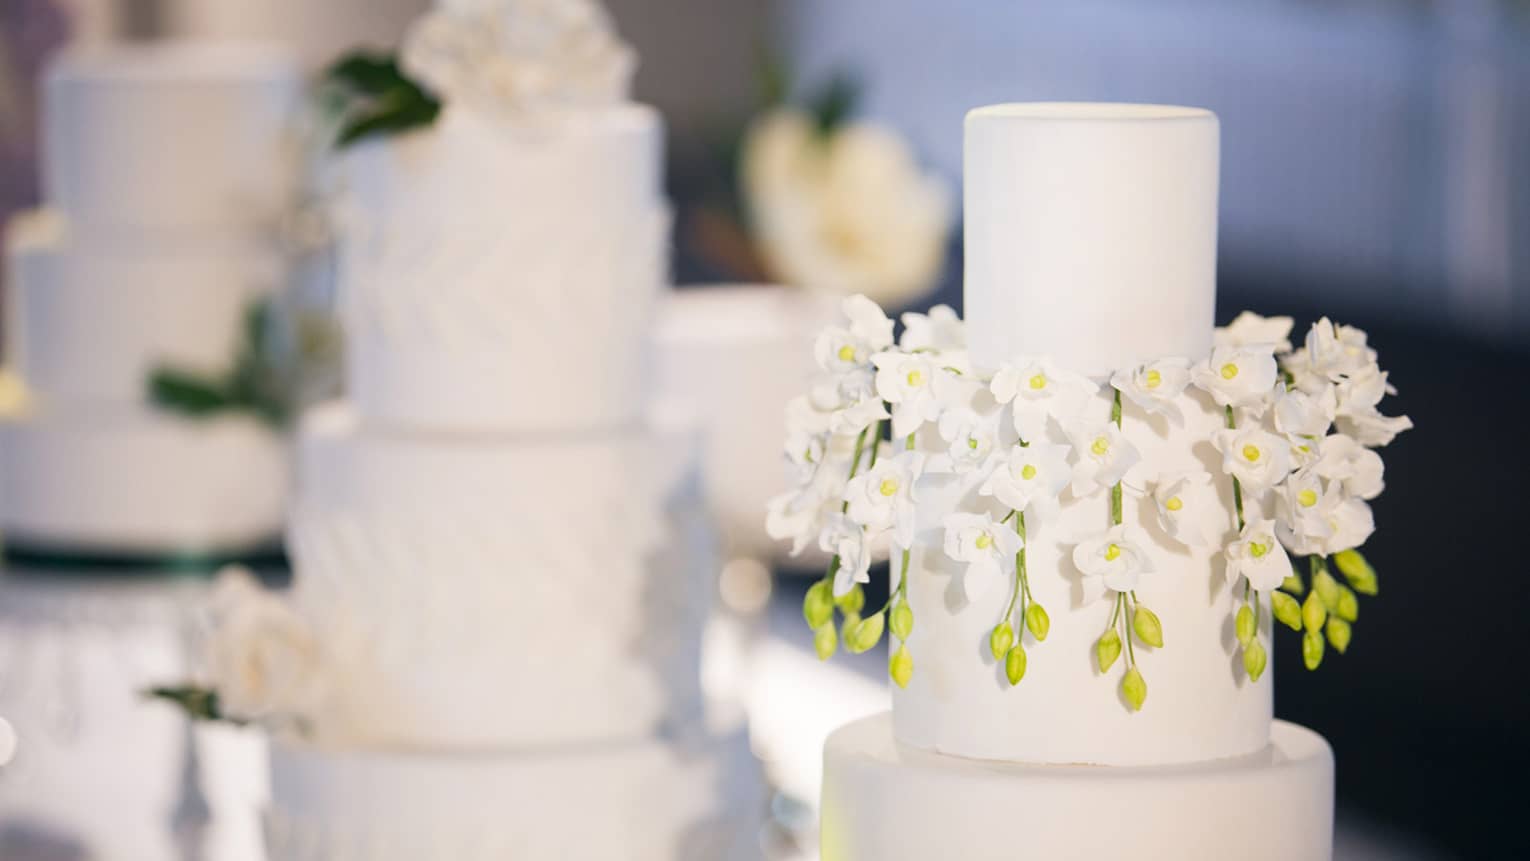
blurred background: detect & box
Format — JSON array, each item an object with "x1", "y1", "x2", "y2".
[{"x1": 1, "y1": 1, "x2": 1526, "y2": 859}]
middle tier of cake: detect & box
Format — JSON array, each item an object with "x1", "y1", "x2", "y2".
[{"x1": 287, "y1": 403, "x2": 712, "y2": 749}]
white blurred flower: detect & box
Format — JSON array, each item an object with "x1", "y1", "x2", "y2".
[
  {"x1": 402, "y1": 0, "x2": 635, "y2": 121},
  {"x1": 943, "y1": 512, "x2": 1024, "y2": 601},
  {"x1": 1224, "y1": 518, "x2": 1292, "y2": 593},
  {"x1": 931, "y1": 406, "x2": 1003, "y2": 475},
  {"x1": 1211, "y1": 427, "x2": 1292, "y2": 493},
  {"x1": 0, "y1": 368, "x2": 30, "y2": 417},
  {"x1": 1192, "y1": 344, "x2": 1279, "y2": 413},
  {"x1": 977, "y1": 443, "x2": 1072, "y2": 523},
  {"x1": 1074, "y1": 525, "x2": 1154, "y2": 603},
  {"x1": 1312, "y1": 434, "x2": 1385, "y2": 500},
  {"x1": 1110, "y1": 358, "x2": 1191, "y2": 423},
  {"x1": 1216, "y1": 311, "x2": 1295, "y2": 353},
  {"x1": 741, "y1": 109, "x2": 953, "y2": 307},
  {"x1": 767, "y1": 434, "x2": 857, "y2": 556},
  {"x1": 899, "y1": 305, "x2": 965, "y2": 353},
  {"x1": 844, "y1": 451, "x2": 924, "y2": 547},
  {"x1": 1065, "y1": 421, "x2": 1141, "y2": 497},
  {"x1": 819, "y1": 514, "x2": 873, "y2": 597},
  {"x1": 990, "y1": 357, "x2": 1098, "y2": 443},
  {"x1": 0, "y1": 716, "x2": 15, "y2": 767},
  {"x1": 872, "y1": 350, "x2": 945, "y2": 438},
  {"x1": 1151, "y1": 470, "x2": 1222, "y2": 548},
  {"x1": 205, "y1": 567, "x2": 324, "y2": 723}
]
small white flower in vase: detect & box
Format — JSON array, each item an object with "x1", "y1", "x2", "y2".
[
  {"x1": 1074, "y1": 525, "x2": 1155, "y2": 604},
  {"x1": 1151, "y1": 471, "x2": 1222, "y2": 548},
  {"x1": 1225, "y1": 519, "x2": 1293, "y2": 593},
  {"x1": 1192, "y1": 344, "x2": 1280, "y2": 414},
  {"x1": 1110, "y1": 358, "x2": 1192, "y2": 424},
  {"x1": 1215, "y1": 311, "x2": 1295, "y2": 353},
  {"x1": 844, "y1": 451, "x2": 925, "y2": 548},
  {"x1": 977, "y1": 443, "x2": 1073, "y2": 523},
  {"x1": 1066, "y1": 421, "x2": 1142, "y2": 497},
  {"x1": 205, "y1": 567, "x2": 325, "y2": 725},
  {"x1": 1211, "y1": 427, "x2": 1293, "y2": 493},
  {"x1": 943, "y1": 512, "x2": 1025, "y2": 601},
  {"x1": 819, "y1": 514, "x2": 874, "y2": 597},
  {"x1": 990, "y1": 358, "x2": 1099, "y2": 443}
]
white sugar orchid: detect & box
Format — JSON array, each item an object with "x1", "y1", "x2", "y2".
[
  {"x1": 1211, "y1": 427, "x2": 1293, "y2": 493},
  {"x1": 1066, "y1": 421, "x2": 1141, "y2": 497},
  {"x1": 1276, "y1": 492, "x2": 1374, "y2": 557},
  {"x1": 1336, "y1": 409, "x2": 1413, "y2": 448},
  {"x1": 990, "y1": 358, "x2": 1099, "y2": 443},
  {"x1": 931, "y1": 406, "x2": 1004, "y2": 474},
  {"x1": 844, "y1": 451, "x2": 925, "y2": 547},
  {"x1": 1332, "y1": 365, "x2": 1411, "y2": 447},
  {"x1": 813, "y1": 295, "x2": 895, "y2": 374},
  {"x1": 783, "y1": 396, "x2": 831, "y2": 483},
  {"x1": 1110, "y1": 358, "x2": 1192, "y2": 423},
  {"x1": 1272, "y1": 382, "x2": 1337, "y2": 439},
  {"x1": 1304, "y1": 318, "x2": 1376, "y2": 382},
  {"x1": 1151, "y1": 470, "x2": 1222, "y2": 548},
  {"x1": 942, "y1": 512, "x2": 1024, "y2": 601},
  {"x1": 1224, "y1": 519, "x2": 1292, "y2": 593},
  {"x1": 1272, "y1": 468, "x2": 1339, "y2": 542},
  {"x1": 1313, "y1": 434, "x2": 1385, "y2": 499},
  {"x1": 900, "y1": 305, "x2": 965, "y2": 353},
  {"x1": 872, "y1": 350, "x2": 946, "y2": 438},
  {"x1": 766, "y1": 434, "x2": 858, "y2": 556},
  {"x1": 977, "y1": 443, "x2": 1073, "y2": 523},
  {"x1": 819, "y1": 514, "x2": 874, "y2": 597},
  {"x1": 1216, "y1": 311, "x2": 1295, "y2": 353},
  {"x1": 1192, "y1": 344, "x2": 1280, "y2": 413},
  {"x1": 1074, "y1": 525, "x2": 1155, "y2": 604}
]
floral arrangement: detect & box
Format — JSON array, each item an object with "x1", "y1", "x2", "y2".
[{"x1": 767, "y1": 296, "x2": 1410, "y2": 709}]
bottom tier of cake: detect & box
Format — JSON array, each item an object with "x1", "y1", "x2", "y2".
[
  {"x1": 264, "y1": 725, "x2": 766, "y2": 861},
  {"x1": 822, "y1": 712, "x2": 1333, "y2": 861},
  {"x1": 0, "y1": 408, "x2": 288, "y2": 556}
]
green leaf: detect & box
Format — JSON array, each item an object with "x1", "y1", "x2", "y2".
[
  {"x1": 1325, "y1": 618, "x2": 1352, "y2": 654},
  {"x1": 1333, "y1": 549, "x2": 1378, "y2": 596},
  {"x1": 889, "y1": 602, "x2": 914, "y2": 640},
  {"x1": 1235, "y1": 603, "x2": 1257, "y2": 648},
  {"x1": 1024, "y1": 603, "x2": 1050, "y2": 642},
  {"x1": 1302, "y1": 628, "x2": 1325, "y2": 670},
  {"x1": 813, "y1": 622, "x2": 838, "y2": 660},
  {"x1": 326, "y1": 52, "x2": 409, "y2": 94},
  {"x1": 1004, "y1": 644, "x2": 1027, "y2": 686},
  {"x1": 1121, "y1": 667, "x2": 1147, "y2": 711},
  {"x1": 835, "y1": 582, "x2": 866, "y2": 615},
  {"x1": 1271, "y1": 591, "x2": 1302, "y2": 631},
  {"x1": 336, "y1": 96, "x2": 441, "y2": 148},
  {"x1": 803, "y1": 580, "x2": 835, "y2": 630},
  {"x1": 1133, "y1": 605, "x2": 1164, "y2": 648},
  {"x1": 889, "y1": 645, "x2": 913, "y2": 688},
  {"x1": 846, "y1": 612, "x2": 885, "y2": 654},
  {"x1": 809, "y1": 72, "x2": 859, "y2": 137},
  {"x1": 148, "y1": 369, "x2": 232, "y2": 418},
  {"x1": 1301, "y1": 590, "x2": 1328, "y2": 633},
  {"x1": 756, "y1": 47, "x2": 791, "y2": 108},
  {"x1": 989, "y1": 622, "x2": 1014, "y2": 661},
  {"x1": 1096, "y1": 629, "x2": 1122, "y2": 673},
  {"x1": 1243, "y1": 639, "x2": 1268, "y2": 682},
  {"x1": 144, "y1": 685, "x2": 240, "y2": 724}
]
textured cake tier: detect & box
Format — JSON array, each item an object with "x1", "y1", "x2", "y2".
[
  {"x1": 0, "y1": 407, "x2": 288, "y2": 554},
  {"x1": 287, "y1": 402, "x2": 711, "y2": 748},
  {"x1": 964, "y1": 103, "x2": 1219, "y2": 375},
  {"x1": 264, "y1": 723, "x2": 763, "y2": 861},
  {"x1": 823, "y1": 713, "x2": 1332, "y2": 861},
  {"x1": 43, "y1": 41, "x2": 300, "y2": 236},
  {"x1": 332, "y1": 105, "x2": 669, "y2": 432},
  {"x1": 893, "y1": 385, "x2": 1272, "y2": 765},
  {"x1": 5, "y1": 210, "x2": 284, "y2": 403}
]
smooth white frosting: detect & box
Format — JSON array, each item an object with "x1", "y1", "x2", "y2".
[
  {"x1": 287, "y1": 402, "x2": 711, "y2": 748},
  {"x1": 822, "y1": 712, "x2": 1333, "y2": 861},
  {"x1": 963, "y1": 103, "x2": 1219, "y2": 375}
]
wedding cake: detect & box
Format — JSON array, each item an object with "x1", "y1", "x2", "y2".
[
  {"x1": 169, "y1": 3, "x2": 762, "y2": 858},
  {"x1": 770, "y1": 103, "x2": 1411, "y2": 860},
  {"x1": 0, "y1": 43, "x2": 298, "y2": 556}
]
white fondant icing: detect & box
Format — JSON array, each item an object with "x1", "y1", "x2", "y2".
[
  {"x1": 286, "y1": 402, "x2": 711, "y2": 748},
  {"x1": 43, "y1": 42, "x2": 301, "y2": 236},
  {"x1": 0, "y1": 407, "x2": 288, "y2": 553},
  {"x1": 822, "y1": 712, "x2": 1333, "y2": 861},
  {"x1": 963, "y1": 103, "x2": 1219, "y2": 375}
]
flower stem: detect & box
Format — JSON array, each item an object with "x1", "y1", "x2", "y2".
[
  {"x1": 1224, "y1": 405, "x2": 1246, "y2": 531},
  {"x1": 1111, "y1": 389, "x2": 1124, "y2": 526}
]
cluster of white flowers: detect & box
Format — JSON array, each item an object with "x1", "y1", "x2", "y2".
[
  {"x1": 401, "y1": 0, "x2": 635, "y2": 123},
  {"x1": 768, "y1": 298, "x2": 1411, "y2": 609}
]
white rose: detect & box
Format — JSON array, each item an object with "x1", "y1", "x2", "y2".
[{"x1": 205, "y1": 567, "x2": 324, "y2": 723}]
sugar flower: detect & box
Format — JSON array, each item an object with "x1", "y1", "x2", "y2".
[
  {"x1": 819, "y1": 514, "x2": 874, "y2": 597},
  {"x1": 977, "y1": 443, "x2": 1073, "y2": 522},
  {"x1": 1216, "y1": 311, "x2": 1295, "y2": 353},
  {"x1": 931, "y1": 406, "x2": 1003, "y2": 475},
  {"x1": 1304, "y1": 318, "x2": 1376, "y2": 382},
  {"x1": 1336, "y1": 409, "x2": 1413, "y2": 448},
  {"x1": 1151, "y1": 470, "x2": 1222, "y2": 548},
  {"x1": 1066, "y1": 421, "x2": 1141, "y2": 497},
  {"x1": 942, "y1": 512, "x2": 1024, "y2": 601},
  {"x1": 872, "y1": 350, "x2": 946, "y2": 438},
  {"x1": 1224, "y1": 518, "x2": 1292, "y2": 593},
  {"x1": 1312, "y1": 434, "x2": 1385, "y2": 500},
  {"x1": 1272, "y1": 382, "x2": 1336, "y2": 439},
  {"x1": 1211, "y1": 427, "x2": 1293, "y2": 493},
  {"x1": 1110, "y1": 358, "x2": 1192, "y2": 423},
  {"x1": 899, "y1": 304, "x2": 965, "y2": 353},
  {"x1": 1276, "y1": 493, "x2": 1374, "y2": 558},
  {"x1": 990, "y1": 357, "x2": 1099, "y2": 443},
  {"x1": 205, "y1": 566, "x2": 325, "y2": 722},
  {"x1": 813, "y1": 295, "x2": 896, "y2": 375},
  {"x1": 1192, "y1": 344, "x2": 1279, "y2": 412},
  {"x1": 1073, "y1": 525, "x2": 1154, "y2": 603},
  {"x1": 844, "y1": 451, "x2": 925, "y2": 547}
]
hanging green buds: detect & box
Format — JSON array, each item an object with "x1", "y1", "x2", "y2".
[
  {"x1": 1243, "y1": 639, "x2": 1268, "y2": 682},
  {"x1": 1335, "y1": 585, "x2": 1359, "y2": 623},
  {"x1": 1271, "y1": 591, "x2": 1302, "y2": 631},
  {"x1": 1325, "y1": 618, "x2": 1352, "y2": 654},
  {"x1": 1333, "y1": 549, "x2": 1379, "y2": 595},
  {"x1": 889, "y1": 645, "x2": 914, "y2": 688},
  {"x1": 1025, "y1": 603, "x2": 1051, "y2": 642},
  {"x1": 1133, "y1": 605, "x2": 1164, "y2": 648},
  {"x1": 836, "y1": 582, "x2": 866, "y2": 615},
  {"x1": 846, "y1": 612, "x2": 885, "y2": 654},
  {"x1": 1281, "y1": 572, "x2": 1306, "y2": 595},
  {"x1": 1005, "y1": 644, "x2": 1027, "y2": 685},
  {"x1": 804, "y1": 580, "x2": 835, "y2": 630},
  {"x1": 889, "y1": 602, "x2": 914, "y2": 640},
  {"x1": 813, "y1": 622, "x2": 838, "y2": 660},
  {"x1": 990, "y1": 621, "x2": 1014, "y2": 661},
  {"x1": 1121, "y1": 667, "x2": 1147, "y2": 711},
  {"x1": 1313, "y1": 568, "x2": 1342, "y2": 611},
  {"x1": 1301, "y1": 590, "x2": 1327, "y2": 633},
  {"x1": 1302, "y1": 628, "x2": 1325, "y2": 670},
  {"x1": 1235, "y1": 603, "x2": 1256, "y2": 647},
  {"x1": 1096, "y1": 629, "x2": 1122, "y2": 673}
]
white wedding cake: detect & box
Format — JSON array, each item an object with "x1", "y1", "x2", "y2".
[
  {"x1": 0, "y1": 43, "x2": 298, "y2": 556},
  {"x1": 771, "y1": 103, "x2": 1412, "y2": 860},
  {"x1": 179, "y1": 3, "x2": 762, "y2": 858}
]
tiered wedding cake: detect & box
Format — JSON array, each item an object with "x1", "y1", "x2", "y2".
[
  {"x1": 179, "y1": 2, "x2": 761, "y2": 858},
  {"x1": 0, "y1": 43, "x2": 297, "y2": 556},
  {"x1": 771, "y1": 104, "x2": 1411, "y2": 860}
]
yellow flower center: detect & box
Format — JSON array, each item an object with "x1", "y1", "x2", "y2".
[
  {"x1": 837, "y1": 344, "x2": 857, "y2": 363},
  {"x1": 1091, "y1": 436, "x2": 1110, "y2": 456},
  {"x1": 1104, "y1": 543, "x2": 1122, "y2": 562},
  {"x1": 1020, "y1": 464, "x2": 1037, "y2": 480},
  {"x1": 1249, "y1": 541, "x2": 1269, "y2": 558},
  {"x1": 967, "y1": 437, "x2": 980, "y2": 450},
  {"x1": 1144, "y1": 369, "x2": 1163, "y2": 389},
  {"x1": 975, "y1": 533, "x2": 993, "y2": 550},
  {"x1": 1242, "y1": 444, "x2": 1261, "y2": 462},
  {"x1": 1028, "y1": 373, "x2": 1047, "y2": 390},
  {"x1": 1298, "y1": 489, "x2": 1318, "y2": 508},
  {"x1": 1165, "y1": 496, "x2": 1183, "y2": 512},
  {"x1": 1220, "y1": 363, "x2": 1240, "y2": 380},
  {"x1": 907, "y1": 369, "x2": 925, "y2": 387},
  {"x1": 879, "y1": 478, "x2": 899, "y2": 497}
]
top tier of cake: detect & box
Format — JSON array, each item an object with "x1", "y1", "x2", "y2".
[
  {"x1": 43, "y1": 42, "x2": 301, "y2": 238},
  {"x1": 964, "y1": 103, "x2": 1219, "y2": 376}
]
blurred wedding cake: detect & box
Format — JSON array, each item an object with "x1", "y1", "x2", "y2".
[
  {"x1": 772, "y1": 103, "x2": 1411, "y2": 860},
  {"x1": 0, "y1": 42, "x2": 299, "y2": 557},
  {"x1": 168, "y1": 2, "x2": 762, "y2": 858}
]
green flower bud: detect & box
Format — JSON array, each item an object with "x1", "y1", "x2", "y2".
[
  {"x1": 1313, "y1": 568, "x2": 1342, "y2": 612},
  {"x1": 1333, "y1": 549, "x2": 1378, "y2": 595},
  {"x1": 1243, "y1": 639, "x2": 1268, "y2": 682},
  {"x1": 1235, "y1": 603, "x2": 1257, "y2": 647},
  {"x1": 1096, "y1": 629, "x2": 1122, "y2": 673},
  {"x1": 1271, "y1": 591, "x2": 1302, "y2": 631},
  {"x1": 1301, "y1": 590, "x2": 1327, "y2": 633},
  {"x1": 1302, "y1": 628, "x2": 1325, "y2": 670},
  {"x1": 1025, "y1": 603, "x2": 1051, "y2": 642},
  {"x1": 889, "y1": 645, "x2": 914, "y2": 688},
  {"x1": 1281, "y1": 571, "x2": 1305, "y2": 595},
  {"x1": 1335, "y1": 585, "x2": 1359, "y2": 623},
  {"x1": 1004, "y1": 644, "x2": 1027, "y2": 685},
  {"x1": 804, "y1": 580, "x2": 835, "y2": 630},
  {"x1": 1133, "y1": 605, "x2": 1164, "y2": 649},
  {"x1": 836, "y1": 582, "x2": 866, "y2": 615},
  {"x1": 813, "y1": 622, "x2": 838, "y2": 660},
  {"x1": 889, "y1": 603, "x2": 914, "y2": 641},
  {"x1": 1121, "y1": 666, "x2": 1147, "y2": 711},
  {"x1": 989, "y1": 622, "x2": 1014, "y2": 661},
  {"x1": 846, "y1": 612, "x2": 885, "y2": 654},
  {"x1": 1326, "y1": 618, "x2": 1352, "y2": 654}
]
